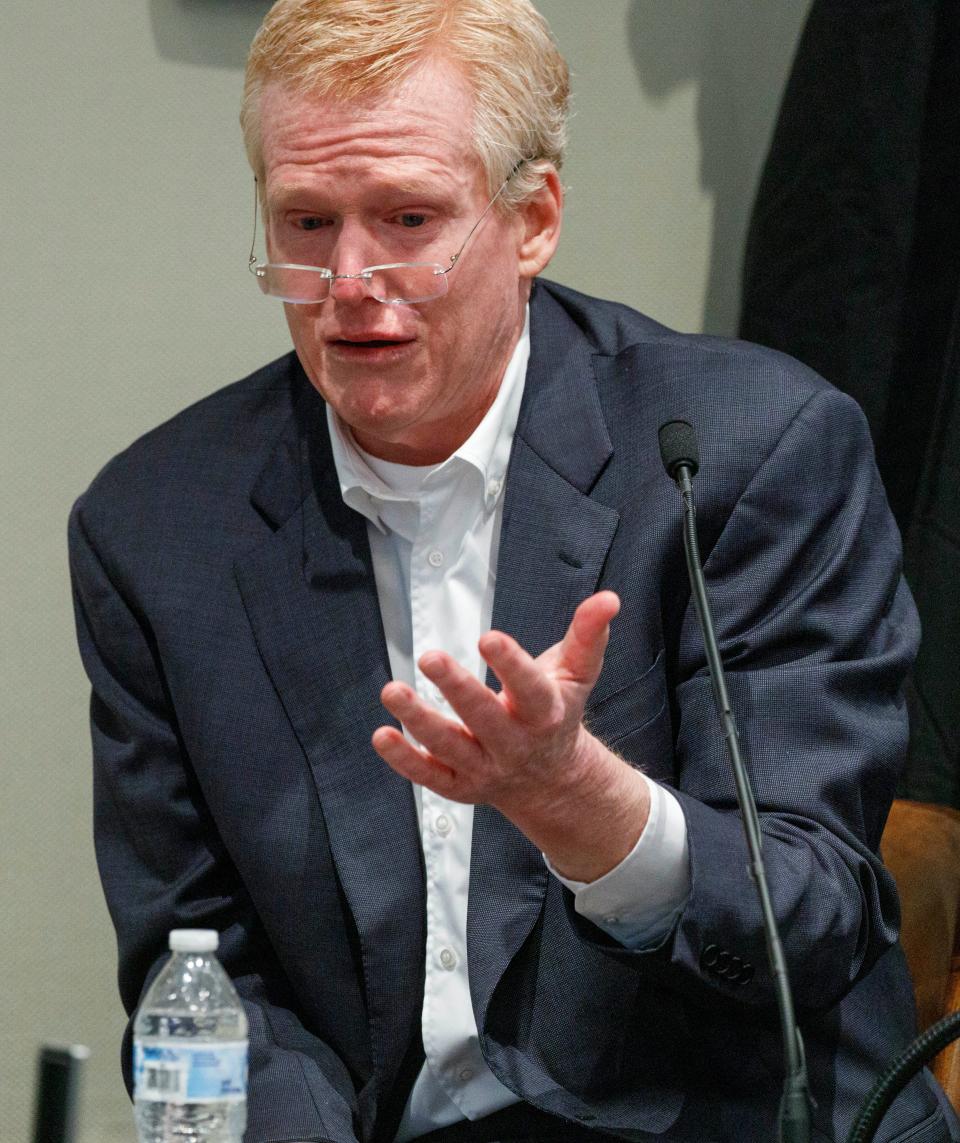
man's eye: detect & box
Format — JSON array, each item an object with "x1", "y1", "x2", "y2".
[
  {"x1": 398, "y1": 213, "x2": 427, "y2": 228},
  {"x1": 298, "y1": 217, "x2": 332, "y2": 231}
]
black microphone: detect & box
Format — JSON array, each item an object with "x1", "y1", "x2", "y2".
[
  {"x1": 658, "y1": 420, "x2": 812, "y2": 1143},
  {"x1": 657, "y1": 418, "x2": 699, "y2": 480}
]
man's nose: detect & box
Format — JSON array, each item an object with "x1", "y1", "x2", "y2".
[
  {"x1": 328, "y1": 221, "x2": 376, "y2": 303},
  {"x1": 329, "y1": 271, "x2": 373, "y2": 303}
]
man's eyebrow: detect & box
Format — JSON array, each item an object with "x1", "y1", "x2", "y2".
[
  {"x1": 267, "y1": 180, "x2": 455, "y2": 210},
  {"x1": 267, "y1": 184, "x2": 324, "y2": 210}
]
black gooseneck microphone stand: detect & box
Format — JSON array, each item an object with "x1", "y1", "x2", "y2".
[
  {"x1": 659, "y1": 420, "x2": 960, "y2": 1141},
  {"x1": 847, "y1": 1009, "x2": 960, "y2": 1142},
  {"x1": 658, "y1": 420, "x2": 813, "y2": 1143}
]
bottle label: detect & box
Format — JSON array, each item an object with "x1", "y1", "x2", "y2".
[{"x1": 133, "y1": 1040, "x2": 247, "y2": 1103}]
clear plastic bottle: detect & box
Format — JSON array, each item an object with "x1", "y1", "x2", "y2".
[{"x1": 133, "y1": 929, "x2": 248, "y2": 1143}]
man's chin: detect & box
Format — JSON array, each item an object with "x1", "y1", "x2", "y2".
[{"x1": 345, "y1": 407, "x2": 464, "y2": 465}]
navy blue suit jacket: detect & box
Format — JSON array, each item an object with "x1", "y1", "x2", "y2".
[{"x1": 70, "y1": 280, "x2": 953, "y2": 1142}]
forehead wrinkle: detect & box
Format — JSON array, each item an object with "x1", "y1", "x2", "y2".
[
  {"x1": 264, "y1": 133, "x2": 480, "y2": 211},
  {"x1": 258, "y1": 61, "x2": 481, "y2": 195},
  {"x1": 264, "y1": 120, "x2": 477, "y2": 176},
  {"x1": 267, "y1": 169, "x2": 465, "y2": 215}
]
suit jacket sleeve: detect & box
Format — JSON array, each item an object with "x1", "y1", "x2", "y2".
[
  {"x1": 69, "y1": 498, "x2": 358, "y2": 1143},
  {"x1": 584, "y1": 385, "x2": 919, "y2": 1013}
]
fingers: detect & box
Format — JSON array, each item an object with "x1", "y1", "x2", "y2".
[
  {"x1": 373, "y1": 591, "x2": 622, "y2": 798},
  {"x1": 371, "y1": 724, "x2": 460, "y2": 795},
  {"x1": 475, "y1": 631, "x2": 562, "y2": 727},
  {"x1": 379, "y1": 680, "x2": 480, "y2": 769},
  {"x1": 373, "y1": 679, "x2": 478, "y2": 798},
  {"x1": 418, "y1": 651, "x2": 507, "y2": 730},
  {"x1": 426, "y1": 590, "x2": 621, "y2": 733},
  {"x1": 557, "y1": 590, "x2": 620, "y2": 684},
  {"x1": 478, "y1": 591, "x2": 621, "y2": 713}
]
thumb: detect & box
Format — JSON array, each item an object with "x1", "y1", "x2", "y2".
[{"x1": 559, "y1": 591, "x2": 621, "y2": 685}]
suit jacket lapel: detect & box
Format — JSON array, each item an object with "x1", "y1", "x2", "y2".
[
  {"x1": 468, "y1": 286, "x2": 621, "y2": 1030},
  {"x1": 235, "y1": 369, "x2": 424, "y2": 1092}
]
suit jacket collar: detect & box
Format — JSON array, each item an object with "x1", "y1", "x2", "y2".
[{"x1": 515, "y1": 280, "x2": 614, "y2": 491}]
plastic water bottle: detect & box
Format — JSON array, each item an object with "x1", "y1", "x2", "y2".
[{"x1": 133, "y1": 929, "x2": 248, "y2": 1143}]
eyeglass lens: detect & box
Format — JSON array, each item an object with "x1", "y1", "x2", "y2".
[{"x1": 257, "y1": 263, "x2": 449, "y2": 305}]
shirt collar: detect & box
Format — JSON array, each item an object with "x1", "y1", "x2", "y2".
[{"x1": 327, "y1": 305, "x2": 530, "y2": 533}]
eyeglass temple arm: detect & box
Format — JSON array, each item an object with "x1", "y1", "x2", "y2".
[
  {"x1": 446, "y1": 158, "x2": 529, "y2": 269},
  {"x1": 248, "y1": 177, "x2": 260, "y2": 273}
]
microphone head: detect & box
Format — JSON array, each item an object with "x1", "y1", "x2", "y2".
[{"x1": 658, "y1": 420, "x2": 700, "y2": 480}]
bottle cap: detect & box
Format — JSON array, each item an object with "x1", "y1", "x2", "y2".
[{"x1": 168, "y1": 929, "x2": 219, "y2": 952}]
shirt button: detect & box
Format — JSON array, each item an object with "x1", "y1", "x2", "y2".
[
  {"x1": 438, "y1": 947, "x2": 457, "y2": 971},
  {"x1": 604, "y1": 914, "x2": 620, "y2": 926},
  {"x1": 487, "y1": 478, "x2": 502, "y2": 498},
  {"x1": 428, "y1": 549, "x2": 444, "y2": 567},
  {"x1": 435, "y1": 814, "x2": 452, "y2": 836},
  {"x1": 458, "y1": 1066, "x2": 474, "y2": 1083}
]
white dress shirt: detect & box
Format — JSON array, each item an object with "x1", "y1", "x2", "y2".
[{"x1": 326, "y1": 309, "x2": 690, "y2": 1140}]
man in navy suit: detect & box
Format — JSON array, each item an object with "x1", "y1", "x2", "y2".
[{"x1": 69, "y1": 1, "x2": 957, "y2": 1141}]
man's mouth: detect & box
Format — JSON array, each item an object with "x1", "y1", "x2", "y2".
[
  {"x1": 327, "y1": 334, "x2": 417, "y2": 360},
  {"x1": 334, "y1": 338, "x2": 408, "y2": 348}
]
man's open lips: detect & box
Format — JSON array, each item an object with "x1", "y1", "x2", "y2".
[
  {"x1": 327, "y1": 335, "x2": 417, "y2": 359},
  {"x1": 333, "y1": 338, "x2": 410, "y2": 348}
]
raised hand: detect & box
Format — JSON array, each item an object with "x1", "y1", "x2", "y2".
[{"x1": 372, "y1": 590, "x2": 650, "y2": 882}]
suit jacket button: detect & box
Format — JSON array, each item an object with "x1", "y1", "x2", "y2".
[
  {"x1": 727, "y1": 955, "x2": 743, "y2": 979},
  {"x1": 700, "y1": 943, "x2": 720, "y2": 970},
  {"x1": 715, "y1": 949, "x2": 731, "y2": 975},
  {"x1": 736, "y1": 961, "x2": 755, "y2": 984}
]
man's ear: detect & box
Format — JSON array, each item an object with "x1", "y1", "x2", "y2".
[{"x1": 517, "y1": 167, "x2": 563, "y2": 279}]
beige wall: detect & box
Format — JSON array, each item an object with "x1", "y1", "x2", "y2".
[{"x1": 0, "y1": 2, "x2": 809, "y2": 1139}]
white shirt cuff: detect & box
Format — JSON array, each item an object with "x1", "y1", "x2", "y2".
[{"x1": 545, "y1": 773, "x2": 691, "y2": 948}]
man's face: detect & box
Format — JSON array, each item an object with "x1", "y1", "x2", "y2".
[{"x1": 258, "y1": 58, "x2": 556, "y2": 465}]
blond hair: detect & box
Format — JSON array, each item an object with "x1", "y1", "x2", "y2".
[{"x1": 241, "y1": 0, "x2": 569, "y2": 209}]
